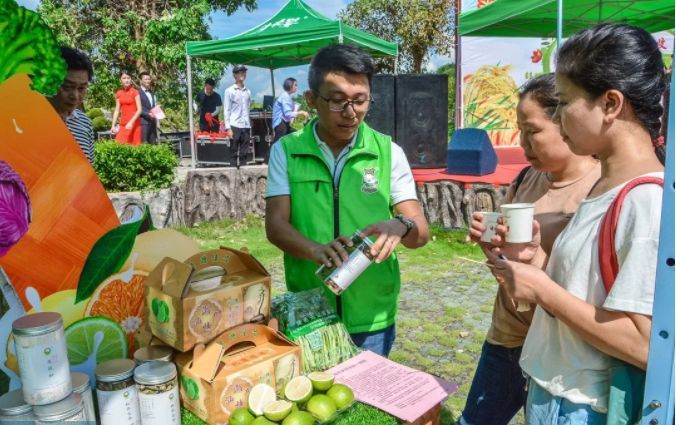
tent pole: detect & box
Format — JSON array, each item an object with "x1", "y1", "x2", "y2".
[
  {"x1": 187, "y1": 54, "x2": 196, "y2": 169},
  {"x1": 556, "y1": 0, "x2": 563, "y2": 48},
  {"x1": 270, "y1": 68, "x2": 276, "y2": 99}
]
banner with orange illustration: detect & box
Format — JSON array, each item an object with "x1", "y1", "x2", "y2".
[{"x1": 458, "y1": 0, "x2": 674, "y2": 146}]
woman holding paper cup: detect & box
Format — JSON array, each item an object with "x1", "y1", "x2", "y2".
[
  {"x1": 461, "y1": 74, "x2": 600, "y2": 425},
  {"x1": 488, "y1": 24, "x2": 665, "y2": 424}
]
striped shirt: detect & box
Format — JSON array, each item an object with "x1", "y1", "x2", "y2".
[{"x1": 65, "y1": 109, "x2": 95, "y2": 164}]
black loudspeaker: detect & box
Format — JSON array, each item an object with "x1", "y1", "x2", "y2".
[
  {"x1": 263, "y1": 95, "x2": 274, "y2": 111},
  {"x1": 395, "y1": 74, "x2": 449, "y2": 168},
  {"x1": 365, "y1": 74, "x2": 396, "y2": 139},
  {"x1": 250, "y1": 111, "x2": 273, "y2": 163}
]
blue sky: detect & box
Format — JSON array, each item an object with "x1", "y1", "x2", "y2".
[{"x1": 18, "y1": 0, "x2": 452, "y2": 102}]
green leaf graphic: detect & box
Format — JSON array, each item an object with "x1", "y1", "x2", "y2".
[
  {"x1": 75, "y1": 209, "x2": 150, "y2": 303},
  {"x1": 157, "y1": 301, "x2": 170, "y2": 323},
  {"x1": 182, "y1": 376, "x2": 199, "y2": 400},
  {"x1": 151, "y1": 298, "x2": 161, "y2": 317}
]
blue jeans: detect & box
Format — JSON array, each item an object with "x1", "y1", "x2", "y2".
[
  {"x1": 526, "y1": 381, "x2": 606, "y2": 424},
  {"x1": 458, "y1": 341, "x2": 527, "y2": 425},
  {"x1": 350, "y1": 324, "x2": 396, "y2": 357}
]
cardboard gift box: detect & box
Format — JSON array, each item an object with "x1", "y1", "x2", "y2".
[
  {"x1": 175, "y1": 322, "x2": 302, "y2": 425},
  {"x1": 143, "y1": 248, "x2": 271, "y2": 352}
]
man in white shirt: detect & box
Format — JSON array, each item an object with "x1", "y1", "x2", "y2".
[
  {"x1": 138, "y1": 71, "x2": 158, "y2": 144},
  {"x1": 223, "y1": 65, "x2": 252, "y2": 168}
]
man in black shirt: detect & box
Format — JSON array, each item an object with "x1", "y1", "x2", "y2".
[{"x1": 195, "y1": 78, "x2": 222, "y2": 132}]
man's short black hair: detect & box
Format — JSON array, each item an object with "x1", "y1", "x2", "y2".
[
  {"x1": 283, "y1": 77, "x2": 297, "y2": 92},
  {"x1": 60, "y1": 46, "x2": 94, "y2": 81},
  {"x1": 205, "y1": 78, "x2": 216, "y2": 87},
  {"x1": 139, "y1": 71, "x2": 151, "y2": 79},
  {"x1": 308, "y1": 43, "x2": 374, "y2": 93}
]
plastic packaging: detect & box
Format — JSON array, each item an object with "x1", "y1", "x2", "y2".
[
  {"x1": 95, "y1": 358, "x2": 141, "y2": 425},
  {"x1": 272, "y1": 289, "x2": 359, "y2": 372},
  {"x1": 134, "y1": 361, "x2": 181, "y2": 425},
  {"x1": 12, "y1": 312, "x2": 71, "y2": 405}
]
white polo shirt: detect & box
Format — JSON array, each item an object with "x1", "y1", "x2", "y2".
[{"x1": 266, "y1": 123, "x2": 418, "y2": 205}]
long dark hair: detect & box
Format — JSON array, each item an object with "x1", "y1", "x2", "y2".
[
  {"x1": 556, "y1": 23, "x2": 667, "y2": 164},
  {"x1": 519, "y1": 73, "x2": 558, "y2": 119}
]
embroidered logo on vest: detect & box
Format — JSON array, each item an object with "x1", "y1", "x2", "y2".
[{"x1": 361, "y1": 168, "x2": 379, "y2": 193}]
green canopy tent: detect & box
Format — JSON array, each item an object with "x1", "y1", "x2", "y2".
[
  {"x1": 185, "y1": 0, "x2": 398, "y2": 167},
  {"x1": 458, "y1": 0, "x2": 674, "y2": 38}
]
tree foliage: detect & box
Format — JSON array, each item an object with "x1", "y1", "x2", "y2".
[
  {"x1": 38, "y1": 0, "x2": 257, "y2": 128},
  {"x1": 437, "y1": 63, "x2": 456, "y2": 137},
  {"x1": 338, "y1": 0, "x2": 455, "y2": 73}
]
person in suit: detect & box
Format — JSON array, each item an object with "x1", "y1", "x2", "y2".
[{"x1": 139, "y1": 71, "x2": 158, "y2": 144}]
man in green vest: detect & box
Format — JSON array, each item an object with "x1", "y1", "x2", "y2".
[{"x1": 265, "y1": 43, "x2": 429, "y2": 357}]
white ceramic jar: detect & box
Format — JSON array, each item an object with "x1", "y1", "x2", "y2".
[{"x1": 12, "y1": 312, "x2": 71, "y2": 405}]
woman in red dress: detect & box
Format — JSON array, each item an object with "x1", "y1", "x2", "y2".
[{"x1": 110, "y1": 71, "x2": 142, "y2": 145}]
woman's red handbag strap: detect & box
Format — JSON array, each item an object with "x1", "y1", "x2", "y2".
[{"x1": 598, "y1": 176, "x2": 664, "y2": 293}]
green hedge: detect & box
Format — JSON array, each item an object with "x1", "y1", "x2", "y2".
[
  {"x1": 92, "y1": 116, "x2": 111, "y2": 132},
  {"x1": 94, "y1": 141, "x2": 178, "y2": 192}
]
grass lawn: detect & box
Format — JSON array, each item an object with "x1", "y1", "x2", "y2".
[{"x1": 177, "y1": 216, "x2": 516, "y2": 425}]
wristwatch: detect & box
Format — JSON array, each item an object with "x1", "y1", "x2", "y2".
[{"x1": 395, "y1": 215, "x2": 415, "y2": 238}]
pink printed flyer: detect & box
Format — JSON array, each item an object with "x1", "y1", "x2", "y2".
[{"x1": 328, "y1": 351, "x2": 458, "y2": 422}]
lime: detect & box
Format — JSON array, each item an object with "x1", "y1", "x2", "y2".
[
  {"x1": 248, "y1": 383, "x2": 277, "y2": 416},
  {"x1": 65, "y1": 316, "x2": 128, "y2": 365},
  {"x1": 229, "y1": 407, "x2": 255, "y2": 425},
  {"x1": 307, "y1": 371, "x2": 334, "y2": 392},
  {"x1": 282, "y1": 411, "x2": 315, "y2": 425},
  {"x1": 326, "y1": 384, "x2": 354, "y2": 410},
  {"x1": 264, "y1": 400, "x2": 293, "y2": 422},
  {"x1": 251, "y1": 417, "x2": 277, "y2": 425},
  {"x1": 284, "y1": 376, "x2": 313, "y2": 403},
  {"x1": 306, "y1": 394, "x2": 337, "y2": 422}
]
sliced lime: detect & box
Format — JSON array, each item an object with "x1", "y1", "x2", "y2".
[
  {"x1": 263, "y1": 399, "x2": 293, "y2": 422},
  {"x1": 65, "y1": 316, "x2": 128, "y2": 365},
  {"x1": 308, "y1": 371, "x2": 334, "y2": 392},
  {"x1": 248, "y1": 383, "x2": 276, "y2": 416},
  {"x1": 284, "y1": 376, "x2": 312, "y2": 403}
]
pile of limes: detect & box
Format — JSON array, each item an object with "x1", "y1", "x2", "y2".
[{"x1": 229, "y1": 372, "x2": 355, "y2": 425}]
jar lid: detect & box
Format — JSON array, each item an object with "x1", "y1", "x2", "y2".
[
  {"x1": 134, "y1": 345, "x2": 174, "y2": 364},
  {"x1": 12, "y1": 312, "x2": 63, "y2": 336},
  {"x1": 33, "y1": 393, "x2": 82, "y2": 421},
  {"x1": 95, "y1": 358, "x2": 136, "y2": 382},
  {"x1": 134, "y1": 360, "x2": 177, "y2": 385},
  {"x1": 71, "y1": 372, "x2": 90, "y2": 393},
  {"x1": 0, "y1": 389, "x2": 31, "y2": 415}
]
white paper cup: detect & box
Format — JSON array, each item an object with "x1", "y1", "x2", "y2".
[
  {"x1": 500, "y1": 203, "x2": 534, "y2": 243},
  {"x1": 480, "y1": 212, "x2": 502, "y2": 242}
]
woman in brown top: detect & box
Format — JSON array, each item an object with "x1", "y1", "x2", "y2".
[{"x1": 459, "y1": 74, "x2": 600, "y2": 425}]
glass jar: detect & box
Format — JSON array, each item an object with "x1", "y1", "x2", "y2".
[
  {"x1": 134, "y1": 361, "x2": 180, "y2": 425},
  {"x1": 71, "y1": 372, "x2": 96, "y2": 423},
  {"x1": 316, "y1": 231, "x2": 375, "y2": 295},
  {"x1": 95, "y1": 358, "x2": 141, "y2": 425},
  {"x1": 133, "y1": 345, "x2": 174, "y2": 365},
  {"x1": 0, "y1": 389, "x2": 34, "y2": 422},
  {"x1": 12, "y1": 312, "x2": 71, "y2": 405},
  {"x1": 33, "y1": 393, "x2": 85, "y2": 423}
]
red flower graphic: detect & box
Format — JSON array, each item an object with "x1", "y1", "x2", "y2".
[
  {"x1": 531, "y1": 49, "x2": 542, "y2": 63},
  {"x1": 658, "y1": 37, "x2": 667, "y2": 50}
]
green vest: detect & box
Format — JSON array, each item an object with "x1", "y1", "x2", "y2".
[{"x1": 281, "y1": 119, "x2": 401, "y2": 334}]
